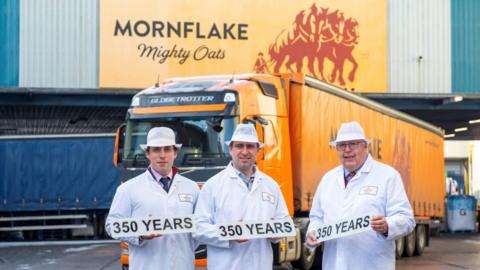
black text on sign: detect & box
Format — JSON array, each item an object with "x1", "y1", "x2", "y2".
[
  {"x1": 110, "y1": 216, "x2": 195, "y2": 238},
  {"x1": 314, "y1": 215, "x2": 372, "y2": 242},
  {"x1": 217, "y1": 218, "x2": 296, "y2": 240}
]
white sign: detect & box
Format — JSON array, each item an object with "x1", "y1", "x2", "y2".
[
  {"x1": 217, "y1": 218, "x2": 296, "y2": 240},
  {"x1": 110, "y1": 215, "x2": 195, "y2": 238},
  {"x1": 314, "y1": 215, "x2": 372, "y2": 242}
]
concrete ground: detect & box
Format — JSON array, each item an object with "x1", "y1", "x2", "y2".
[
  {"x1": 396, "y1": 233, "x2": 480, "y2": 270},
  {"x1": 0, "y1": 233, "x2": 478, "y2": 270}
]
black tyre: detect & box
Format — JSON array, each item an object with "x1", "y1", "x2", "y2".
[
  {"x1": 395, "y1": 237, "x2": 405, "y2": 258},
  {"x1": 404, "y1": 230, "x2": 416, "y2": 257},
  {"x1": 291, "y1": 235, "x2": 323, "y2": 269},
  {"x1": 414, "y1": 224, "x2": 427, "y2": 255}
]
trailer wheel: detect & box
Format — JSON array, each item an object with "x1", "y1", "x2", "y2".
[
  {"x1": 291, "y1": 235, "x2": 322, "y2": 269},
  {"x1": 395, "y1": 237, "x2": 405, "y2": 258},
  {"x1": 404, "y1": 230, "x2": 416, "y2": 257},
  {"x1": 414, "y1": 225, "x2": 426, "y2": 255}
]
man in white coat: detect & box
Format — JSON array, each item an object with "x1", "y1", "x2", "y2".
[
  {"x1": 306, "y1": 121, "x2": 415, "y2": 270},
  {"x1": 194, "y1": 124, "x2": 290, "y2": 270},
  {"x1": 105, "y1": 127, "x2": 199, "y2": 270}
]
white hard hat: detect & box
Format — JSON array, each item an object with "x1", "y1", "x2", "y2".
[
  {"x1": 226, "y1": 123, "x2": 264, "y2": 148},
  {"x1": 140, "y1": 127, "x2": 182, "y2": 151},
  {"x1": 330, "y1": 121, "x2": 371, "y2": 147}
]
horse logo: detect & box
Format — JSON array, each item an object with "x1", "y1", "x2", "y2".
[{"x1": 258, "y1": 3, "x2": 360, "y2": 87}]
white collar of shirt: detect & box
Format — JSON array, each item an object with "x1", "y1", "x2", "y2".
[
  {"x1": 230, "y1": 162, "x2": 256, "y2": 182},
  {"x1": 148, "y1": 166, "x2": 173, "y2": 182},
  {"x1": 343, "y1": 154, "x2": 373, "y2": 177}
]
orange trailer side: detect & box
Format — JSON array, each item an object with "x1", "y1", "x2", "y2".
[{"x1": 287, "y1": 74, "x2": 444, "y2": 220}]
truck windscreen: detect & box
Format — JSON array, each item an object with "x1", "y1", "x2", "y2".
[{"x1": 123, "y1": 116, "x2": 238, "y2": 167}]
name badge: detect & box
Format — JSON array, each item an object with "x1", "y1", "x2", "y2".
[
  {"x1": 178, "y1": 193, "x2": 194, "y2": 203},
  {"x1": 262, "y1": 192, "x2": 275, "y2": 204},
  {"x1": 359, "y1": 186, "x2": 378, "y2": 196}
]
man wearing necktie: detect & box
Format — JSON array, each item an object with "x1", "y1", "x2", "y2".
[
  {"x1": 305, "y1": 121, "x2": 415, "y2": 270},
  {"x1": 106, "y1": 127, "x2": 199, "y2": 270}
]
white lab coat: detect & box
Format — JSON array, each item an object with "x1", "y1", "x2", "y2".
[
  {"x1": 307, "y1": 155, "x2": 415, "y2": 270},
  {"x1": 105, "y1": 171, "x2": 200, "y2": 270},
  {"x1": 194, "y1": 163, "x2": 290, "y2": 270}
]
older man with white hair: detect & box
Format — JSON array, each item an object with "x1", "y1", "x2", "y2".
[
  {"x1": 194, "y1": 123, "x2": 290, "y2": 270},
  {"x1": 306, "y1": 121, "x2": 415, "y2": 270},
  {"x1": 106, "y1": 127, "x2": 199, "y2": 270}
]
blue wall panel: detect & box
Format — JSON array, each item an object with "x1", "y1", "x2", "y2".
[
  {"x1": 0, "y1": 0, "x2": 19, "y2": 86},
  {"x1": 452, "y1": 0, "x2": 480, "y2": 93}
]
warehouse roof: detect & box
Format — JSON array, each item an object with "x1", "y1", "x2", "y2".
[
  {"x1": 0, "y1": 88, "x2": 136, "y2": 135},
  {"x1": 364, "y1": 93, "x2": 480, "y2": 140}
]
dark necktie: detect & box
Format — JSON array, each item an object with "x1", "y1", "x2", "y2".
[
  {"x1": 246, "y1": 176, "x2": 254, "y2": 191},
  {"x1": 344, "y1": 171, "x2": 356, "y2": 187},
  {"x1": 160, "y1": 177, "x2": 170, "y2": 193}
]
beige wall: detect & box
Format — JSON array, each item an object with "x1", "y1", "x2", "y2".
[{"x1": 444, "y1": 141, "x2": 471, "y2": 159}]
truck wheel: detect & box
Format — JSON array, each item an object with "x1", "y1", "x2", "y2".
[
  {"x1": 291, "y1": 239, "x2": 322, "y2": 269},
  {"x1": 404, "y1": 230, "x2": 416, "y2": 257},
  {"x1": 414, "y1": 225, "x2": 426, "y2": 255},
  {"x1": 291, "y1": 244, "x2": 322, "y2": 270},
  {"x1": 395, "y1": 237, "x2": 405, "y2": 258}
]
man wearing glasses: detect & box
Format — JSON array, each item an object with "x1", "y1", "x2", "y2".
[
  {"x1": 106, "y1": 127, "x2": 199, "y2": 270},
  {"x1": 305, "y1": 121, "x2": 414, "y2": 270}
]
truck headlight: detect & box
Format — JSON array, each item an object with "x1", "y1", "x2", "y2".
[
  {"x1": 131, "y1": 97, "x2": 140, "y2": 107},
  {"x1": 224, "y1": 93, "x2": 236, "y2": 102}
]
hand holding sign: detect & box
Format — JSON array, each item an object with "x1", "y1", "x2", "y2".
[
  {"x1": 306, "y1": 230, "x2": 321, "y2": 247},
  {"x1": 235, "y1": 239, "x2": 249, "y2": 244},
  {"x1": 234, "y1": 219, "x2": 249, "y2": 243},
  {"x1": 370, "y1": 215, "x2": 388, "y2": 235},
  {"x1": 140, "y1": 233, "x2": 162, "y2": 240}
]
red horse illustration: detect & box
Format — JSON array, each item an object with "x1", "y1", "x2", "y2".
[
  {"x1": 268, "y1": 4, "x2": 326, "y2": 77},
  {"x1": 328, "y1": 18, "x2": 360, "y2": 85},
  {"x1": 316, "y1": 9, "x2": 344, "y2": 83},
  {"x1": 266, "y1": 4, "x2": 360, "y2": 87}
]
